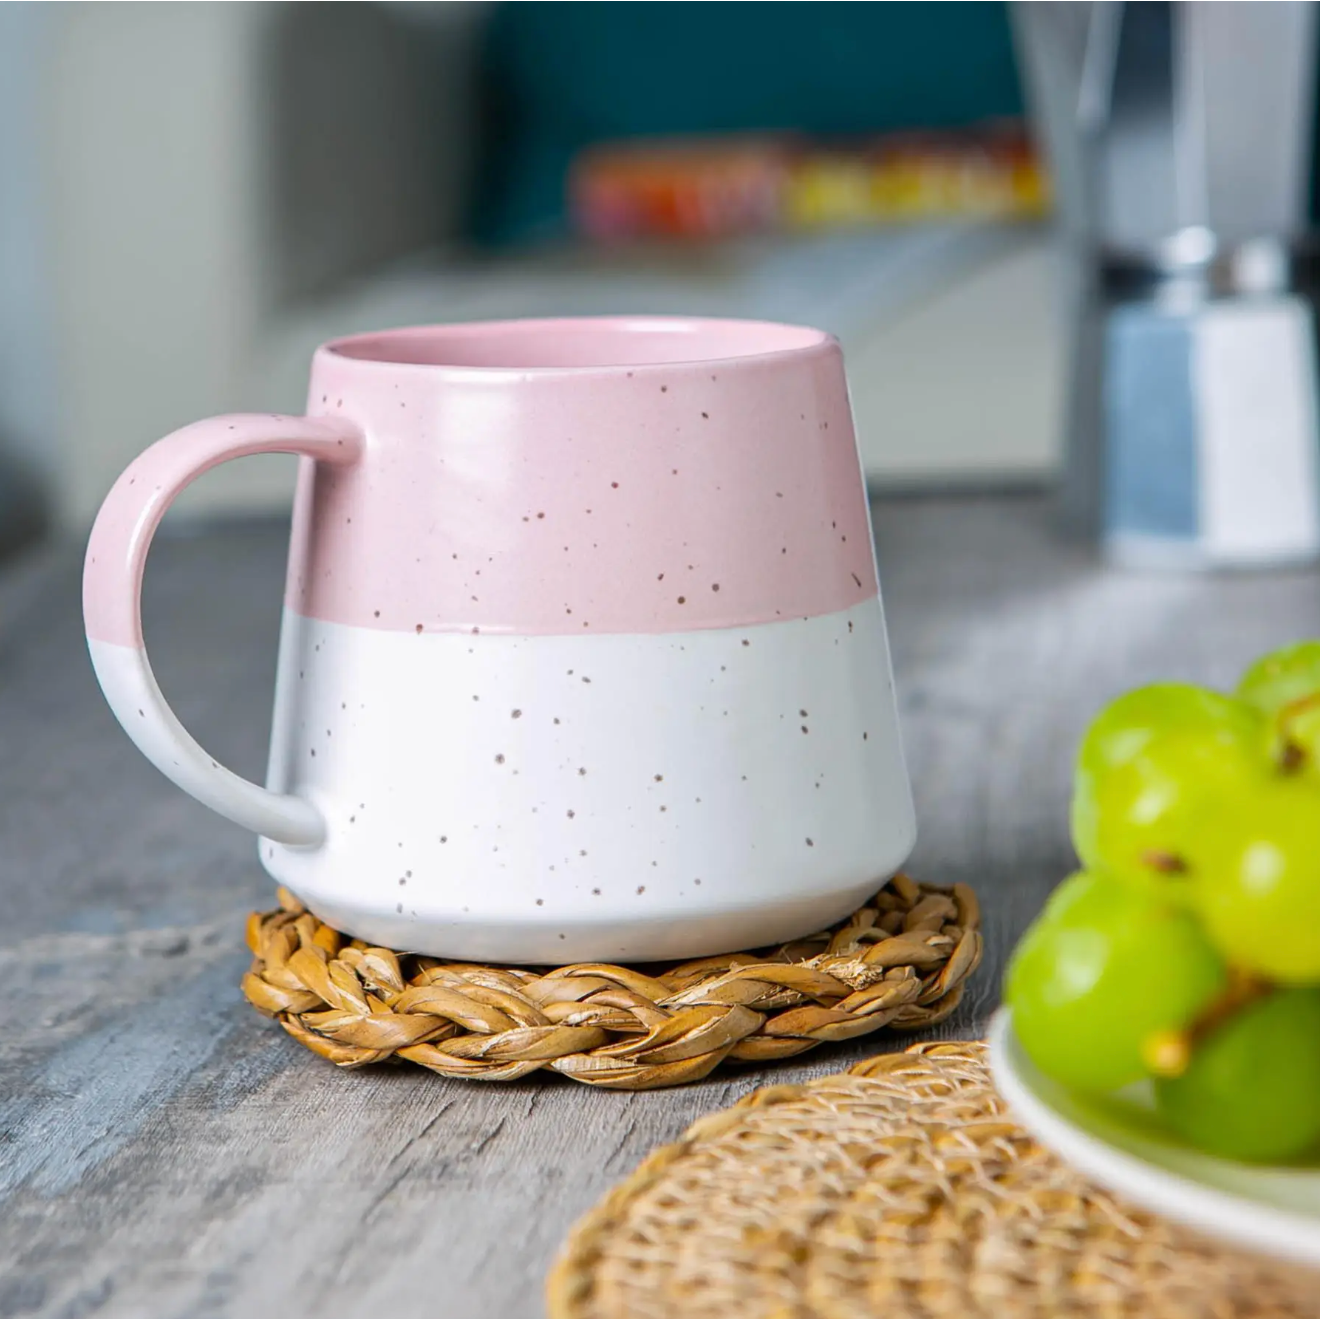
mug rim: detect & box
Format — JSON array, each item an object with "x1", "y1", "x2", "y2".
[{"x1": 320, "y1": 315, "x2": 836, "y2": 377}]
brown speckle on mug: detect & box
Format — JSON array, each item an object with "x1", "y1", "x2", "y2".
[{"x1": 495, "y1": 753, "x2": 505, "y2": 764}]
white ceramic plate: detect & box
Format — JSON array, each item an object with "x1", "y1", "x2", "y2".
[{"x1": 988, "y1": 1009, "x2": 1320, "y2": 1268}]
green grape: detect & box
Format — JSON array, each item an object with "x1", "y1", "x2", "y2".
[
  {"x1": 1072, "y1": 722, "x2": 1264, "y2": 900},
  {"x1": 1194, "y1": 778, "x2": 1320, "y2": 983},
  {"x1": 1075, "y1": 683, "x2": 1262, "y2": 779},
  {"x1": 1236, "y1": 640, "x2": 1320, "y2": 719},
  {"x1": 1155, "y1": 988, "x2": 1320, "y2": 1163},
  {"x1": 1284, "y1": 703, "x2": 1320, "y2": 779},
  {"x1": 1237, "y1": 640, "x2": 1320, "y2": 774},
  {"x1": 1066, "y1": 686, "x2": 1261, "y2": 881},
  {"x1": 1006, "y1": 871, "x2": 1227, "y2": 1093}
]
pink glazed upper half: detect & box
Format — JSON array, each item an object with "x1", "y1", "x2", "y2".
[
  {"x1": 83, "y1": 317, "x2": 879, "y2": 645},
  {"x1": 286, "y1": 318, "x2": 877, "y2": 636}
]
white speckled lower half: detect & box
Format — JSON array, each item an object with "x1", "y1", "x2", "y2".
[{"x1": 262, "y1": 600, "x2": 915, "y2": 961}]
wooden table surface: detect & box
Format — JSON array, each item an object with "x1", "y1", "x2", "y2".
[{"x1": 4, "y1": 493, "x2": 1317, "y2": 1319}]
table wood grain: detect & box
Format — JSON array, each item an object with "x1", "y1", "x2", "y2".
[{"x1": 4, "y1": 493, "x2": 1317, "y2": 1319}]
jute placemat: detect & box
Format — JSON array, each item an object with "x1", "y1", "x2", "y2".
[
  {"x1": 547, "y1": 1041, "x2": 1319, "y2": 1319},
  {"x1": 241, "y1": 873, "x2": 980, "y2": 1089}
]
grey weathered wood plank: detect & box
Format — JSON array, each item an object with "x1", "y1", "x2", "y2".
[{"x1": 3, "y1": 494, "x2": 1317, "y2": 1318}]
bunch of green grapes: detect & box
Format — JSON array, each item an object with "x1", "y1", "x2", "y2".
[{"x1": 1006, "y1": 643, "x2": 1320, "y2": 1164}]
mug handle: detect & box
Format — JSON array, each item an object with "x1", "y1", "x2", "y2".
[{"x1": 82, "y1": 413, "x2": 364, "y2": 846}]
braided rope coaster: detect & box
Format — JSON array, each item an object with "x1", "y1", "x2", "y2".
[
  {"x1": 548, "y1": 1041, "x2": 1320, "y2": 1319},
  {"x1": 241, "y1": 873, "x2": 980, "y2": 1089}
]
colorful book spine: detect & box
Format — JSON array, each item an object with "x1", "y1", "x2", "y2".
[{"x1": 571, "y1": 124, "x2": 1049, "y2": 241}]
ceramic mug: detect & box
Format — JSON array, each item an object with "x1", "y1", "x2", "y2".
[{"x1": 83, "y1": 317, "x2": 915, "y2": 961}]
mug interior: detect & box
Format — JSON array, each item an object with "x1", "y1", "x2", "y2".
[{"x1": 325, "y1": 317, "x2": 830, "y2": 371}]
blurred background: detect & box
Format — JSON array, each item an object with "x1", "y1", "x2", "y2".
[
  {"x1": 0, "y1": 0, "x2": 1063, "y2": 553},
  {"x1": 2, "y1": 1, "x2": 1319, "y2": 567}
]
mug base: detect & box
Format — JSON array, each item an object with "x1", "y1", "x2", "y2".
[{"x1": 293, "y1": 875, "x2": 901, "y2": 964}]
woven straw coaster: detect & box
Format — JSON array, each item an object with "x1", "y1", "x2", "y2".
[
  {"x1": 241, "y1": 873, "x2": 980, "y2": 1089},
  {"x1": 547, "y1": 1041, "x2": 1320, "y2": 1319}
]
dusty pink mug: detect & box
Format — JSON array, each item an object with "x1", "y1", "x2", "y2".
[{"x1": 83, "y1": 317, "x2": 915, "y2": 960}]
